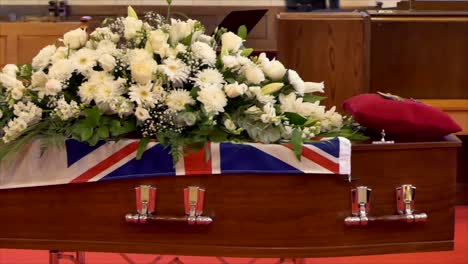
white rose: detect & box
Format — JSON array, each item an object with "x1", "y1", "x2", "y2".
[
  {"x1": 221, "y1": 32, "x2": 243, "y2": 53},
  {"x1": 244, "y1": 65, "x2": 265, "y2": 85},
  {"x1": 63, "y1": 28, "x2": 87, "y2": 49},
  {"x1": 50, "y1": 47, "x2": 69, "y2": 64},
  {"x1": 123, "y1": 17, "x2": 143, "y2": 40},
  {"x1": 224, "y1": 82, "x2": 247, "y2": 98},
  {"x1": 131, "y1": 60, "x2": 157, "y2": 85},
  {"x1": 135, "y1": 107, "x2": 150, "y2": 121},
  {"x1": 0, "y1": 73, "x2": 20, "y2": 89},
  {"x1": 11, "y1": 86, "x2": 25, "y2": 100},
  {"x1": 222, "y1": 55, "x2": 239, "y2": 69},
  {"x1": 149, "y1": 29, "x2": 169, "y2": 54},
  {"x1": 31, "y1": 71, "x2": 48, "y2": 87},
  {"x1": 45, "y1": 79, "x2": 62, "y2": 96},
  {"x1": 2, "y1": 64, "x2": 18, "y2": 77},
  {"x1": 32, "y1": 45, "x2": 57, "y2": 70},
  {"x1": 264, "y1": 60, "x2": 287, "y2": 81},
  {"x1": 224, "y1": 119, "x2": 237, "y2": 131},
  {"x1": 169, "y1": 19, "x2": 195, "y2": 45},
  {"x1": 99, "y1": 54, "x2": 116, "y2": 72}
]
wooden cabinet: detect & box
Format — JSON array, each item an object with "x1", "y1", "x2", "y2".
[{"x1": 0, "y1": 22, "x2": 81, "y2": 66}]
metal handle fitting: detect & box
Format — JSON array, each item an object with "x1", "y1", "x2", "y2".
[
  {"x1": 345, "y1": 185, "x2": 428, "y2": 226},
  {"x1": 125, "y1": 185, "x2": 213, "y2": 225}
]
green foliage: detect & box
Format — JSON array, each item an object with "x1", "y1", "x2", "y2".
[
  {"x1": 18, "y1": 64, "x2": 33, "y2": 79},
  {"x1": 69, "y1": 107, "x2": 137, "y2": 146},
  {"x1": 319, "y1": 127, "x2": 369, "y2": 142},
  {"x1": 237, "y1": 25, "x2": 248, "y2": 40},
  {"x1": 291, "y1": 128, "x2": 303, "y2": 160},
  {"x1": 303, "y1": 94, "x2": 327, "y2": 103},
  {"x1": 240, "y1": 48, "x2": 254, "y2": 57},
  {"x1": 136, "y1": 137, "x2": 150, "y2": 160},
  {"x1": 284, "y1": 112, "x2": 307, "y2": 126}
]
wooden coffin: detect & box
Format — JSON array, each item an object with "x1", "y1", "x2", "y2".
[{"x1": 0, "y1": 137, "x2": 460, "y2": 258}]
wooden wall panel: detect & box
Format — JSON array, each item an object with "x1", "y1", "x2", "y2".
[
  {"x1": 17, "y1": 36, "x2": 62, "y2": 65},
  {"x1": 277, "y1": 12, "x2": 370, "y2": 110},
  {"x1": 370, "y1": 17, "x2": 468, "y2": 99},
  {"x1": 0, "y1": 37, "x2": 6, "y2": 66}
]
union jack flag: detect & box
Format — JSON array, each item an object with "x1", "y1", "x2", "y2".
[{"x1": 0, "y1": 138, "x2": 351, "y2": 189}]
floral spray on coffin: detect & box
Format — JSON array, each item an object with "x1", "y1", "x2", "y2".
[{"x1": 0, "y1": 3, "x2": 366, "y2": 164}]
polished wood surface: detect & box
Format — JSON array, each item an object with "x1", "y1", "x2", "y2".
[
  {"x1": 370, "y1": 15, "x2": 468, "y2": 99},
  {"x1": 0, "y1": 22, "x2": 80, "y2": 66},
  {"x1": 277, "y1": 12, "x2": 370, "y2": 110},
  {"x1": 0, "y1": 139, "x2": 460, "y2": 257},
  {"x1": 398, "y1": 0, "x2": 468, "y2": 10}
]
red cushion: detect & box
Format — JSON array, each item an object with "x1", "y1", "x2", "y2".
[{"x1": 343, "y1": 93, "x2": 462, "y2": 139}]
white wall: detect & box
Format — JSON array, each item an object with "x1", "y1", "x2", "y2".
[{"x1": 0, "y1": 0, "x2": 401, "y2": 8}]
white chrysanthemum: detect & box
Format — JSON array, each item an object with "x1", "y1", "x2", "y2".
[
  {"x1": 31, "y1": 71, "x2": 47, "y2": 88},
  {"x1": 78, "y1": 81, "x2": 97, "y2": 105},
  {"x1": 135, "y1": 106, "x2": 150, "y2": 121},
  {"x1": 88, "y1": 71, "x2": 114, "y2": 84},
  {"x1": 191, "y1": 41, "x2": 216, "y2": 66},
  {"x1": 222, "y1": 55, "x2": 239, "y2": 69},
  {"x1": 192, "y1": 68, "x2": 225, "y2": 89},
  {"x1": 48, "y1": 59, "x2": 75, "y2": 81},
  {"x1": 94, "y1": 78, "x2": 126, "y2": 104},
  {"x1": 197, "y1": 85, "x2": 227, "y2": 115},
  {"x1": 196, "y1": 34, "x2": 213, "y2": 44},
  {"x1": 70, "y1": 48, "x2": 98, "y2": 76},
  {"x1": 287, "y1": 70, "x2": 305, "y2": 96},
  {"x1": 32, "y1": 45, "x2": 56, "y2": 70},
  {"x1": 129, "y1": 83, "x2": 157, "y2": 107},
  {"x1": 2, "y1": 64, "x2": 18, "y2": 77},
  {"x1": 160, "y1": 58, "x2": 190, "y2": 86},
  {"x1": 45, "y1": 79, "x2": 63, "y2": 96},
  {"x1": 90, "y1": 27, "x2": 120, "y2": 43},
  {"x1": 166, "y1": 89, "x2": 195, "y2": 112},
  {"x1": 279, "y1": 93, "x2": 300, "y2": 113},
  {"x1": 123, "y1": 16, "x2": 143, "y2": 40}
]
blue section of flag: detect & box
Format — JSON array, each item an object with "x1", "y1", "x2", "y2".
[
  {"x1": 100, "y1": 144, "x2": 176, "y2": 180},
  {"x1": 304, "y1": 138, "x2": 340, "y2": 158},
  {"x1": 219, "y1": 143, "x2": 302, "y2": 174},
  {"x1": 65, "y1": 140, "x2": 105, "y2": 167}
]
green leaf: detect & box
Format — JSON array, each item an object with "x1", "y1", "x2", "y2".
[
  {"x1": 284, "y1": 112, "x2": 307, "y2": 126},
  {"x1": 127, "y1": 6, "x2": 138, "y2": 19},
  {"x1": 97, "y1": 126, "x2": 110, "y2": 139},
  {"x1": 204, "y1": 143, "x2": 211, "y2": 163},
  {"x1": 304, "y1": 118, "x2": 318, "y2": 127},
  {"x1": 110, "y1": 119, "x2": 137, "y2": 137},
  {"x1": 303, "y1": 95, "x2": 327, "y2": 103},
  {"x1": 190, "y1": 86, "x2": 201, "y2": 99},
  {"x1": 79, "y1": 127, "x2": 94, "y2": 141},
  {"x1": 291, "y1": 128, "x2": 303, "y2": 160},
  {"x1": 237, "y1": 25, "x2": 248, "y2": 40},
  {"x1": 19, "y1": 64, "x2": 33, "y2": 79},
  {"x1": 83, "y1": 107, "x2": 101, "y2": 127},
  {"x1": 136, "y1": 137, "x2": 150, "y2": 160},
  {"x1": 208, "y1": 127, "x2": 228, "y2": 142},
  {"x1": 240, "y1": 48, "x2": 254, "y2": 57},
  {"x1": 88, "y1": 133, "x2": 100, "y2": 146}
]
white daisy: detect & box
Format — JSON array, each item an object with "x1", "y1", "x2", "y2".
[
  {"x1": 192, "y1": 68, "x2": 225, "y2": 89},
  {"x1": 160, "y1": 58, "x2": 190, "y2": 86},
  {"x1": 70, "y1": 48, "x2": 99, "y2": 76},
  {"x1": 166, "y1": 89, "x2": 195, "y2": 112},
  {"x1": 129, "y1": 83, "x2": 157, "y2": 107}
]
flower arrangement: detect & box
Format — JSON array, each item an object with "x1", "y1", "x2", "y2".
[{"x1": 0, "y1": 5, "x2": 365, "y2": 162}]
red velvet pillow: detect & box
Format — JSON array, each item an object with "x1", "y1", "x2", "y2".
[{"x1": 343, "y1": 93, "x2": 462, "y2": 140}]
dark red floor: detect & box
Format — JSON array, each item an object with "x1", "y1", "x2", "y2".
[{"x1": 1, "y1": 206, "x2": 467, "y2": 264}]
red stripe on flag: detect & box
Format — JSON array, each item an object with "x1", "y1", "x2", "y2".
[
  {"x1": 284, "y1": 144, "x2": 340, "y2": 174},
  {"x1": 183, "y1": 143, "x2": 212, "y2": 175},
  {"x1": 70, "y1": 141, "x2": 140, "y2": 183}
]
